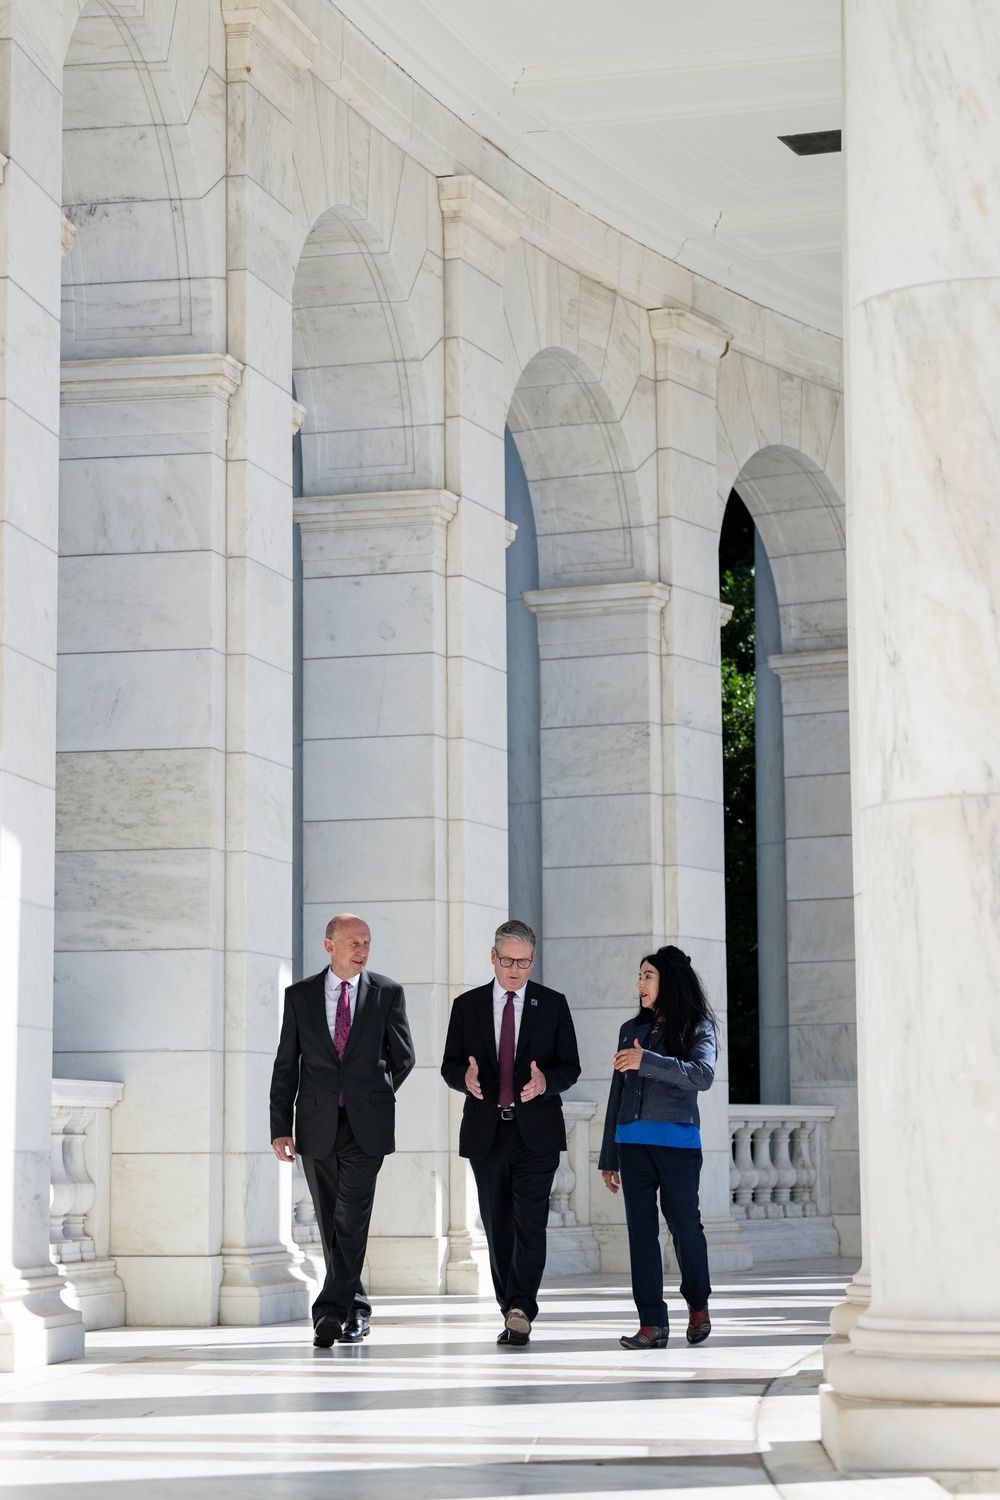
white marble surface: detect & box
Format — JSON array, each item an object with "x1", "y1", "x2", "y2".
[{"x1": 0, "y1": 1261, "x2": 861, "y2": 1493}]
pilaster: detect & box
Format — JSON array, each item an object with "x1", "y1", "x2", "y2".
[
  {"x1": 437, "y1": 176, "x2": 522, "y2": 1291},
  {"x1": 296, "y1": 490, "x2": 457, "y2": 1290},
  {"x1": 0, "y1": 0, "x2": 84, "y2": 1369},
  {"x1": 216, "y1": 0, "x2": 316, "y2": 1326},
  {"x1": 650, "y1": 307, "x2": 750, "y2": 1271}
]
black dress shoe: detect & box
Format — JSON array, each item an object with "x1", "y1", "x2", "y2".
[
  {"x1": 313, "y1": 1315, "x2": 343, "y2": 1348},
  {"x1": 497, "y1": 1329, "x2": 510, "y2": 1344},
  {"x1": 503, "y1": 1308, "x2": 531, "y2": 1345},
  {"x1": 340, "y1": 1311, "x2": 371, "y2": 1343}
]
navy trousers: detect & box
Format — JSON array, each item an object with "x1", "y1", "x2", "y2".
[{"x1": 618, "y1": 1143, "x2": 711, "y2": 1328}]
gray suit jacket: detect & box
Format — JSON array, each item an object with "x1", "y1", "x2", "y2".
[{"x1": 269, "y1": 967, "x2": 415, "y2": 1159}]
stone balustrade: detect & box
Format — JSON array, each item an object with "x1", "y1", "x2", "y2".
[
  {"x1": 51, "y1": 1080, "x2": 125, "y2": 1330},
  {"x1": 729, "y1": 1105, "x2": 839, "y2": 1259},
  {"x1": 545, "y1": 1101, "x2": 600, "y2": 1274}
]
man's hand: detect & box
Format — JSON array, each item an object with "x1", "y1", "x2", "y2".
[
  {"x1": 465, "y1": 1055, "x2": 484, "y2": 1099},
  {"x1": 614, "y1": 1038, "x2": 644, "y2": 1073},
  {"x1": 520, "y1": 1060, "x2": 546, "y2": 1101},
  {"x1": 272, "y1": 1137, "x2": 296, "y2": 1161},
  {"x1": 602, "y1": 1169, "x2": 620, "y2": 1195}
]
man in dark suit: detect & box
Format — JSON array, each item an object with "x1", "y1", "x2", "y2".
[
  {"x1": 271, "y1": 913, "x2": 414, "y2": 1347},
  {"x1": 441, "y1": 920, "x2": 580, "y2": 1345}
]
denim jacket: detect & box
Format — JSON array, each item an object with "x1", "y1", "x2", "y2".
[{"x1": 598, "y1": 1017, "x2": 717, "y2": 1172}]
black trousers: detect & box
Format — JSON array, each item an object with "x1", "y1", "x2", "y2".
[
  {"x1": 470, "y1": 1117, "x2": 559, "y2": 1323},
  {"x1": 618, "y1": 1143, "x2": 711, "y2": 1327},
  {"x1": 301, "y1": 1108, "x2": 383, "y2": 1327}
]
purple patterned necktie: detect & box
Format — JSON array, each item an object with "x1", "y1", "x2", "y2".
[
  {"x1": 334, "y1": 980, "x2": 351, "y2": 1106},
  {"x1": 498, "y1": 991, "x2": 516, "y2": 1108}
]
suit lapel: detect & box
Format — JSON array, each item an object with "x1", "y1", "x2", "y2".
[
  {"x1": 479, "y1": 984, "x2": 498, "y2": 1071},
  {"x1": 312, "y1": 970, "x2": 340, "y2": 1064},
  {"x1": 514, "y1": 980, "x2": 541, "y2": 1065},
  {"x1": 341, "y1": 970, "x2": 373, "y2": 1062}
]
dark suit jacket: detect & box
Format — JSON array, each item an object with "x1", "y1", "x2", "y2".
[
  {"x1": 441, "y1": 980, "x2": 581, "y2": 1160},
  {"x1": 270, "y1": 967, "x2": 415, "y2": 1160}
]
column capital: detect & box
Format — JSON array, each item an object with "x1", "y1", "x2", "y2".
[
  {"x1": 293, "y1": 489, "x2": 459, "y2": 535},
  {"x1": 438, "y1": 175, "x2": 524, "y2": 279},
  {"x1": 221, "y1": 0, "x2": 317, "y2": 107},
  {"x1": 768, "y1": 647, "x2": 848, "y2": 711},
  {"x1": 649, "y1": 307, "x2": 730, "y2": 359},
  {"x1": 523, "y1": 581, "x2": 670, "y2": 621},
  {"x1": 60, "y1": 353, "x2": 244, "y2": 406}
]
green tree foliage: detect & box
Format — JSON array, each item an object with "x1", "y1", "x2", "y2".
[{"x1": 719, "y1": 498, "x2": 759, "y2": 1104}]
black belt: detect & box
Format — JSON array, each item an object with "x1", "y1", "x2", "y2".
[{"x1": 499, "y1": 1106, "x2": 516, "y2": 1121}]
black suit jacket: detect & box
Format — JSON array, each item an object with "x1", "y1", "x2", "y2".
[
  {"x1": 270, "y1": 967, "x2": 415, "y2": 1160},
  {"x1": 441, "y1": 980, "x2": 581, "y2": 1160}
]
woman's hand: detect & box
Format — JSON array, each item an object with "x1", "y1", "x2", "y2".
[
  {"x1": 614, "y1": 1038, "x2": 644, "y2": 1072},
  {"x1": 601, "y1": 1170, "x2": 620, "y2": 1195}
]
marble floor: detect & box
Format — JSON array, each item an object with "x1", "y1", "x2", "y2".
[{"x1": 0, "y1": 1259, "x2": 950, "y2": 1500}]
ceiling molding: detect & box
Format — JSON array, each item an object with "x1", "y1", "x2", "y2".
[{"x1": 513, "y1": 39, "x2": 841, "y2": 95}]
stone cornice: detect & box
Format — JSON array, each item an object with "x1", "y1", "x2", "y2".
[
  {"x1": 60, "y1": 354, "x2": 244, "y2": 405},
  {"x1": 293, "y1": 489, "x2": 459, "y2": 533},
  {"x1": 767, "y1": 648, "x2": 848, "y2": 682},
  {"x1": 291, "y1": 399, "x2": 307, "y2": 433},
  {"x1": 523, "y1": 581, "x2": 670, "y2": 620}
]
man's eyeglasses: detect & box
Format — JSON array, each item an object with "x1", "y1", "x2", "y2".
[{"x1": 497, "y1": 955, "x2": 533, "y2": 970}]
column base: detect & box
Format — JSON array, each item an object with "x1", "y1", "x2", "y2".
[
  {"x1": 702, "y1": 1214, "x2": 753, "y2": 1272},
  {"x1": 821, "y1": 1384, "x2": 1000, "y2": 1472},
  {"x1": 57, "y1": 1257, "x2": 126, "y2": 1332},
  {"x1": 823, "y1": 1274, "x2": 870, "y2": 1378},
  {"x1": 116, "y1": 1255, "x2": 222, "y2": 1326},
  {"x1": 0, "y1": 1267, "x2": 85, "y2": 1370},
  {"x1": 445, "y1": 1232, "x2": 491, "y2": 1294},
  {"x1": 219, "y1": 1247, "x2": 310, "y2": 1326},
  {"x1": 593, "y1": 1223, "x2": 631, "y2": 1274},
  {"x1": 366, "y1": 1236, "x2": 449, "y2": 1295}
]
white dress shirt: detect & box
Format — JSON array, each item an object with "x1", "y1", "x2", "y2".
[
  {"x1": 325, "y1": 968, "x2": 360, "y2": 1042},
  {"x1": 492, "y1": 977, "x2": 528, "y2": 1051}
]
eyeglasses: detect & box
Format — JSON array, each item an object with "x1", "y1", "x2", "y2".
[{"x1": 496, "y1": 955, "x2": 533, "y2": 969}]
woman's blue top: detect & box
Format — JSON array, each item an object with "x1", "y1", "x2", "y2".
[{"x1": 615, "y1": 1119, "x2": 701, "y2": 1149}]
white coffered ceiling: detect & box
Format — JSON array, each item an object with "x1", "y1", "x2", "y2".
[{"x1": 335, "y1": 0, "x2": 844, "y2": 334}]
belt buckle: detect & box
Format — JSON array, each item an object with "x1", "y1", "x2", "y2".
[{"x1": 500, "y1": 1106, "x2": 515, "y2": 1121}]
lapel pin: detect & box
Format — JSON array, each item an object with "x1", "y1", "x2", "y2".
[{"x1": 531, "y1": 997, "x2": 538, "y2": 1006}]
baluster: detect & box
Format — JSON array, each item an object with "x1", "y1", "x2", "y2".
[
  {"x1": 731, "y1": 1120, "x2": 757, "y2": 1217},
  {"x1": 548, "y1": 1150, "x2": 576, "y2": 1228},
  {"x1": 751, "y1": 1122, "x2": 779, "y2": 1218},
  {"x1": 50, "y1": 1107, "x2": 97, "y2": 1264},
  {"x1": 771, "y1": 1120, "x2": 798, "y2": 1217},
  {"x1": 791, "y1": 1121, "x2": 819, "y2": 1217}
]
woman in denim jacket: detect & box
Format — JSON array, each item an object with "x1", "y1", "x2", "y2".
[{"x1": 599, "y1": 944, "x2": 717, "y2": 1349}]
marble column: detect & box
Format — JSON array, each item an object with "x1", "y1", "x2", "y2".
[
  {"x1": 216, "y1": 0, "x2": 315, "y2": 1325},
  {"x1": 438, "y1": 177, "x2": 522, "y2": 1290},
  {"x1": 522, "y1": 582, "x2": 670, "y2": 1273},
  {"x1": 56, "y1": 354, "x2": 242, "y2": 1326},
  {"x1": 768, "y1": 649, "x2": 858, "y2": 1255},
  {"x1": 295, "y1": 490, "x2": 455, "y2": 1292},
  {"x1": 0, "y1": 0, "x2": 84, "y2": 1370},
  {"x1": 651, "y1": 309, "x2": 750, "y2": 1271},
  {"x1": 822, "y1": 0, "x2": 1000, "y2": 1470}
]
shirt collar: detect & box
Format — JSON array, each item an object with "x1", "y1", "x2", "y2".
[
  {"x1": 328, "y1": 968, "x2": 360, "y2": 991},
  {"x1": 493, "y1": 977, "x2": 528, "y2": 1003}
]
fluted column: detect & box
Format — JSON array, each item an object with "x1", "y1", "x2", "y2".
[
  {"x1": 822, "y1": 0, "x2": 1000, "y2": 1471},
  {"x1": 0, "y1": 1, "x2": 84, "y2": 1369},
  {"x1": 651, "y1": 309, "x2": 750, "y2": 1272}
]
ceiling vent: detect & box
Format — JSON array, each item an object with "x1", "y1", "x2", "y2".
[{"x1": 779, "y1": 130, "x2": 842, "y2": 156}]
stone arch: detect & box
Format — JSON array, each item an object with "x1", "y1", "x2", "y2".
[
  {"x1": 503, "y1": 242, "x2": 656, "y2": 586},
  {"x1": 61, "y1": 0, "x2": 220, "y2": 358},
  {"x1": 290, "y1": 80, "x2": 443, "y2": 496},
  {"x1": 717, "y1": 351, "x2": 846, "y2": 651}
]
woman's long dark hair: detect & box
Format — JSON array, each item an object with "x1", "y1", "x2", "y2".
[{"x1": 631, "y1": 945, "x2": 717, "y2": 1060}]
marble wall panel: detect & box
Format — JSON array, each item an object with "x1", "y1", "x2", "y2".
[
  {"x1": 56, "y1": 552, "x2": 221, "y2": 654},
  {"x1": 303, "y1": 654, "x2": 444, "y2": 740},
  {"x1": 303, "y1": 735, "x2": 444, "y2": 822},
  {"x1": 786, "y1": 834, "x2": 854, "y2": 901},
  {"x1": 59, "y1": 453, "x2": 227, "y2": 555},
  {"x1": 541, "y1": 794, "x2": 656, "y2": 869},
  {"x1": 110, "y1": 1154, "x2": 223, "y2": 1257},
  {"x1": 302, "y1": 570, "x2": 445, "y2": 658},
  {"x1": 53, "y1": 950, "x2": 222, "y2": 1053},
  {"x1": 55, "y1": 748, "x2": 218, "y2": 851},
  {"x1": 54, "y1": 849, "x2": 223, "y2": 952},
  {"x1": 303, "y1": 818, "x2": 444, "y2": 904}
]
